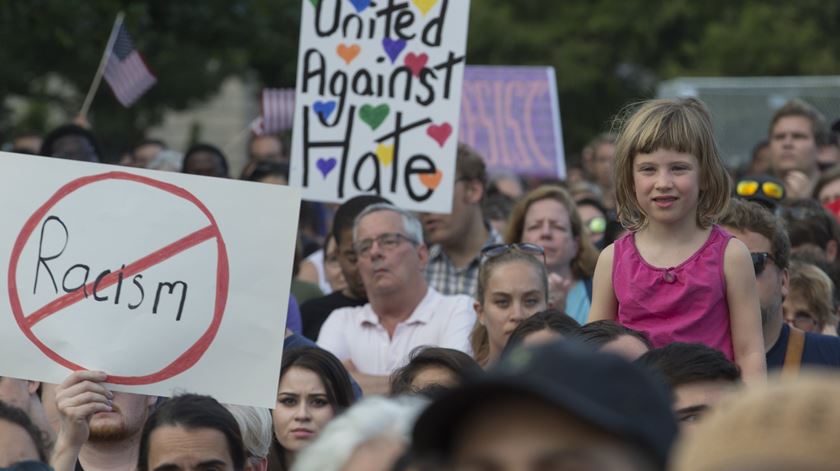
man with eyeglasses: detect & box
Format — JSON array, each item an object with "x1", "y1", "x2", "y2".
[
  {"x1": 420, "y1": 143, "x2": 502, "y2": 297},
  {"x1": 317, "y1": 204, "x2": 476, "y2": 395},
  {"x1": 720, "y1": 199, "x2": 840, "y2": 372}
]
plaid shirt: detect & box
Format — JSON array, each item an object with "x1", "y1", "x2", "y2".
[{"x1": 425, "y1": 227, "x2": 503, "y2": 297}]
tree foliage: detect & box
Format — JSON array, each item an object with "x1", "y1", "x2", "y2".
[{"x1": 2, "y1": 0, "x2": 839, "y2": 160}]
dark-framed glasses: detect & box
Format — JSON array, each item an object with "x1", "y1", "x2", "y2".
[
  {"x1": 480, "y1": 243, "x2": 546, "y2": 264},
  {"x1": 353, "y1": 232, "x2": 416, "y2": 257},
  {"x1": 751, "y1": 252, "x2": 775, "y2": 276}
]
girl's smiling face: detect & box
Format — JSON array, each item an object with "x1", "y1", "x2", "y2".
[{"x1": 633, "y1": 149, "x2": 701, "y2": 227}]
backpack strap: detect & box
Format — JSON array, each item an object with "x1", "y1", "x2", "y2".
[{"x1": 782, "y1": 326, "x2": 805, "y2": 377}]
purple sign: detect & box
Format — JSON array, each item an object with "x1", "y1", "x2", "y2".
[
  {"x1": 259, "y1": 67, "x2": 565, "y2": 178},
  {"x1": 459, "y1": 66, "x2": 565, "y2": 179}
]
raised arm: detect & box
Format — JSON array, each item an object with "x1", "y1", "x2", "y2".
[
  {"x1": 724, "y1": 238, "x2": 767, "y2": 384},
  {"x1": 50, "y1": 371, "x2": 113, "y2": 471},
  {"x1": 587, "y1": 244, "x2": 618, "y2": 323}
]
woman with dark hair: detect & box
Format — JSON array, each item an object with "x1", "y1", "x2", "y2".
[
  {"x1": 503, "y1": 308, "x2": 580, "y2": 354},
  {"x1": 270, "y1": 347, "x2": 355, "y2": 471},
  {"x1": 137, "y1": 393, "x2": 246, "y2": 471},
  {"x1": 390, "y1": 346, "x2": 483, "y2": 395},
  {"x1": 576, "y1": 320, "x2": 653, "y2": 361}
]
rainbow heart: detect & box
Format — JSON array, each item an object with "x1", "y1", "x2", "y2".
[
  {"x1": 404, "y1": 52, "x2": 428, "y2": 77},
  {"x1": 427, "y1": 122, "x2": 452, "y2": 147},
  {"x1": 317, "y1": 157, "x2": 337, "y2": 178},
  {"x1": 313, "y1": 100, "x2": 337, "y2": 121},
  {"x1": 349, "y1": 0, "x2": 372, "y2": 12},
  {"x1": 359, "y1": 104, "x2": 390, "y2": 130},
  {"x1": 375, "y1": 144, "x2": 394, "y2": 166},
  {"x1": 336, "y1": 43, "x2": 361, "y2": 65},
  {"x1": 411, "y1": 0, "x2": 438, "y2": 15},
  {"x1": 419, "y1": 170, "x2": 443, "y2": 190},
  {"x1": 382, "y1": 37, "x2": 407, "y2": 64}
]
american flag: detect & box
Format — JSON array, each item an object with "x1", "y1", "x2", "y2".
[
  {"x1": 252, "y1": 88, "x2": 296, "y2": 135},
  {"x1": 103, "y1": 23, "x2": 156, "y2": 107}
]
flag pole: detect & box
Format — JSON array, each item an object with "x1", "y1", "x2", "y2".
[{"x1": 79, "y1": 11, "x2": 125, "y2": 119}]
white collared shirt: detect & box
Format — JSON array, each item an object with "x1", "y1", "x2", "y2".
[{"x1": 316, "y1": 287, "x2": 476, "y2": 375}]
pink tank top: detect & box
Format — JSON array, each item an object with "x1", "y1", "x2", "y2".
[{"x1": 613, "y1": 225, "x2": 734, "y2": 360}]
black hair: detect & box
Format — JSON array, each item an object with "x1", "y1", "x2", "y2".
[
  {"x1": 782, "y1": 198, "x2": 840, "y2": 252},
  {"x1": 575, "y1": 320, "x2": 653, "y2": 350},
  {"x1": 245, "y1": 161, "x2": 290, "y2": 183},
  {"x1": 182, "y1": 143, "x2": 229, "y2": 177},
  {"x1": 390, "y1": 346, "x2": 483, "y2": 395},
  {"x1": 40, "y1": 124, "x2": 103, "y2": 162},
  {"x1": 279, "y1": 347, "x2": 355, "y2": 411},
  {"x1": 503, "y1": 309, "x2": 580, "y2": 355},
  {"x1": 635, "y1": 342, "x2": 741, "y2": 388},
  {"x1": 0, "y1": 400, "x2": 49, "y2": 462},
  {"x1": 331, "y1": 195, "x2": 391, "y2": 244},
  {"x1": 137, "y1": 394, "x2": 245, "y2": 470}
]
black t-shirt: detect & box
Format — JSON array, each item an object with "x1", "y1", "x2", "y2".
[
  {"x1": 300, "y1": 291, "x2": 366, "y2": 341},
  {"x1": 766, "y1": 324, "x2": 840, "y2": 369}
]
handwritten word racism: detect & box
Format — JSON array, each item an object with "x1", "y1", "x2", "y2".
[
  {"x1": 33, "y1": 216, "x2": 189, "y2": 321},
  {"x1": 292, "y1": 0, "x2": 469, "y2": 209}
]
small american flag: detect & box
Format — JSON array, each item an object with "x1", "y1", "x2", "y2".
[
  {"x1": 103, "y1": 23, "x2": 156, "y2": 107},
  {"x1": 253, "y1": 88, "x2": 296, "y2": 135}
]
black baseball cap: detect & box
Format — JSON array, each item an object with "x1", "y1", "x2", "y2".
[{"x1": 411, "y1": 341, "x2": 678, "y2": 469}]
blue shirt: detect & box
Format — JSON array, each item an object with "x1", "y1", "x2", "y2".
[{"x1": 766, "y1": 324, "x2": 840, "y2": 369}]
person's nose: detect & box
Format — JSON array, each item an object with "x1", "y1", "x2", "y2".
[
  {"x1": 293, "y1": 402, "x2": 312, "y2": 422},
  {"x1": 539, "y1": 221, "x2": 552, "y2": 238},
  {"x1": 655, "y1": 170, "x2": 673, "y2": 190},
  {"x1": 510, "y1": 301, "x2": 528, "y2": 322}
]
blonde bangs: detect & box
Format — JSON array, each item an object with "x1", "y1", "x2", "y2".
[{"x1": 613, "y1": 98, "x2": 732, "y2": 231}]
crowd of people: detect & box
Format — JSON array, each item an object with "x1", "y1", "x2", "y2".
[{"x1": 4, "y1": 95, "x2": 840, "y2": 470}]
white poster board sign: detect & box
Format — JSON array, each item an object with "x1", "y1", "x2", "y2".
[
  {"x1": 0, "y1": 152, "x2": 299, "y2": 408},
  {"x1": 290, "y1": 0, "x2": 472, "y2": 213}
]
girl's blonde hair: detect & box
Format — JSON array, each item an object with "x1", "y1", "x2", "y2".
[
  {"x1": 470, "y1": 250, "x2": 548, "y2": 366},
  {"x1": 613, "y1": 97, "x2": 731, "y2": 231},
  {"x1": 504, "y1": 185, "x2": 599, "y2": 279}
]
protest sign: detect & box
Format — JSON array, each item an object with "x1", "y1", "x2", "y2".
[
  {"x1": 459, "y1": 66, "x2": 565, "y2": 179},
  {"x1": 290, "y1": 0, "x2": 471, "y2": 213},
  {"x1": 0, "y1": 152, "x2": 299, "y2": 408}
]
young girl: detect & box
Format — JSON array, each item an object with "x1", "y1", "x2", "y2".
[{"x1": 588, "y1": 97, "x2": 766, "y2": 383}]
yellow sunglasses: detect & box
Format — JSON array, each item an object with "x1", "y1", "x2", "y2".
[{"x1": 736, "y1": 180, "x2": 785, "y2": 201}]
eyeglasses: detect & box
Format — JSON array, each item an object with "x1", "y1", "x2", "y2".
[
  {"x1": 751, "y1": 252, "x2": 775, "y2": 276},
  {"x1": 736, "y1": 180, "x2": 785, "y2": 201},
  {"x1": 480, "y1": 243, "x2": 546, "y2": 265},
  {"x1": 353, "y1": 232, "x2": 416, "y2": 257},
  {"x1": 790, "y1": 311, "x2": 818, "y2": 331}
]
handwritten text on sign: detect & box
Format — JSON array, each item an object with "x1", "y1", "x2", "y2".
[
  {"x1": 459, "y1": 66, "x2": 565, "y2": 179},
  {"x1": 0, "y1": 153, "x2": 299, "y2": 408},
  {"x1": 290, "y1": 0, "x2": 471, "y2": 213}
]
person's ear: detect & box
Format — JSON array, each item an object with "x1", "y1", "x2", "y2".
[
  {"x1": 27, "y1": 381, "x2": 40, "y2": 396},
  {"x1": 474, "y1": 300, "x2": 484, "y2": 325},
  {"x1": 465, "y1": 179, "x2": 484, "y2": 205},
  {"x1": 826, "y1": 240, "x2": 838, "y2": 262},
  {"x1": 780, "y1": 268, "x2": 790, "y2": 300}
]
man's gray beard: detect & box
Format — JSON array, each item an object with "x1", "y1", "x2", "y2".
[{"x1": 760, "y1": 296, "x2": 783, "y2": 329}]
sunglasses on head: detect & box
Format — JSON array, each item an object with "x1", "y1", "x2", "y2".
[
  {"x1": 736, "y1": 180, "x2": 785, "y2": 201},
  {"x1": 480, "y1": 243, "x2": 546, "y2": 264},
  {"x1": 751, "y1": 252, "x2": 775, "y2": 276}
]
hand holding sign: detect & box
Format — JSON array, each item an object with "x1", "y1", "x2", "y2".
[{"x1": 0, "y1": 152, "x2": 300, "y2": 408}]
